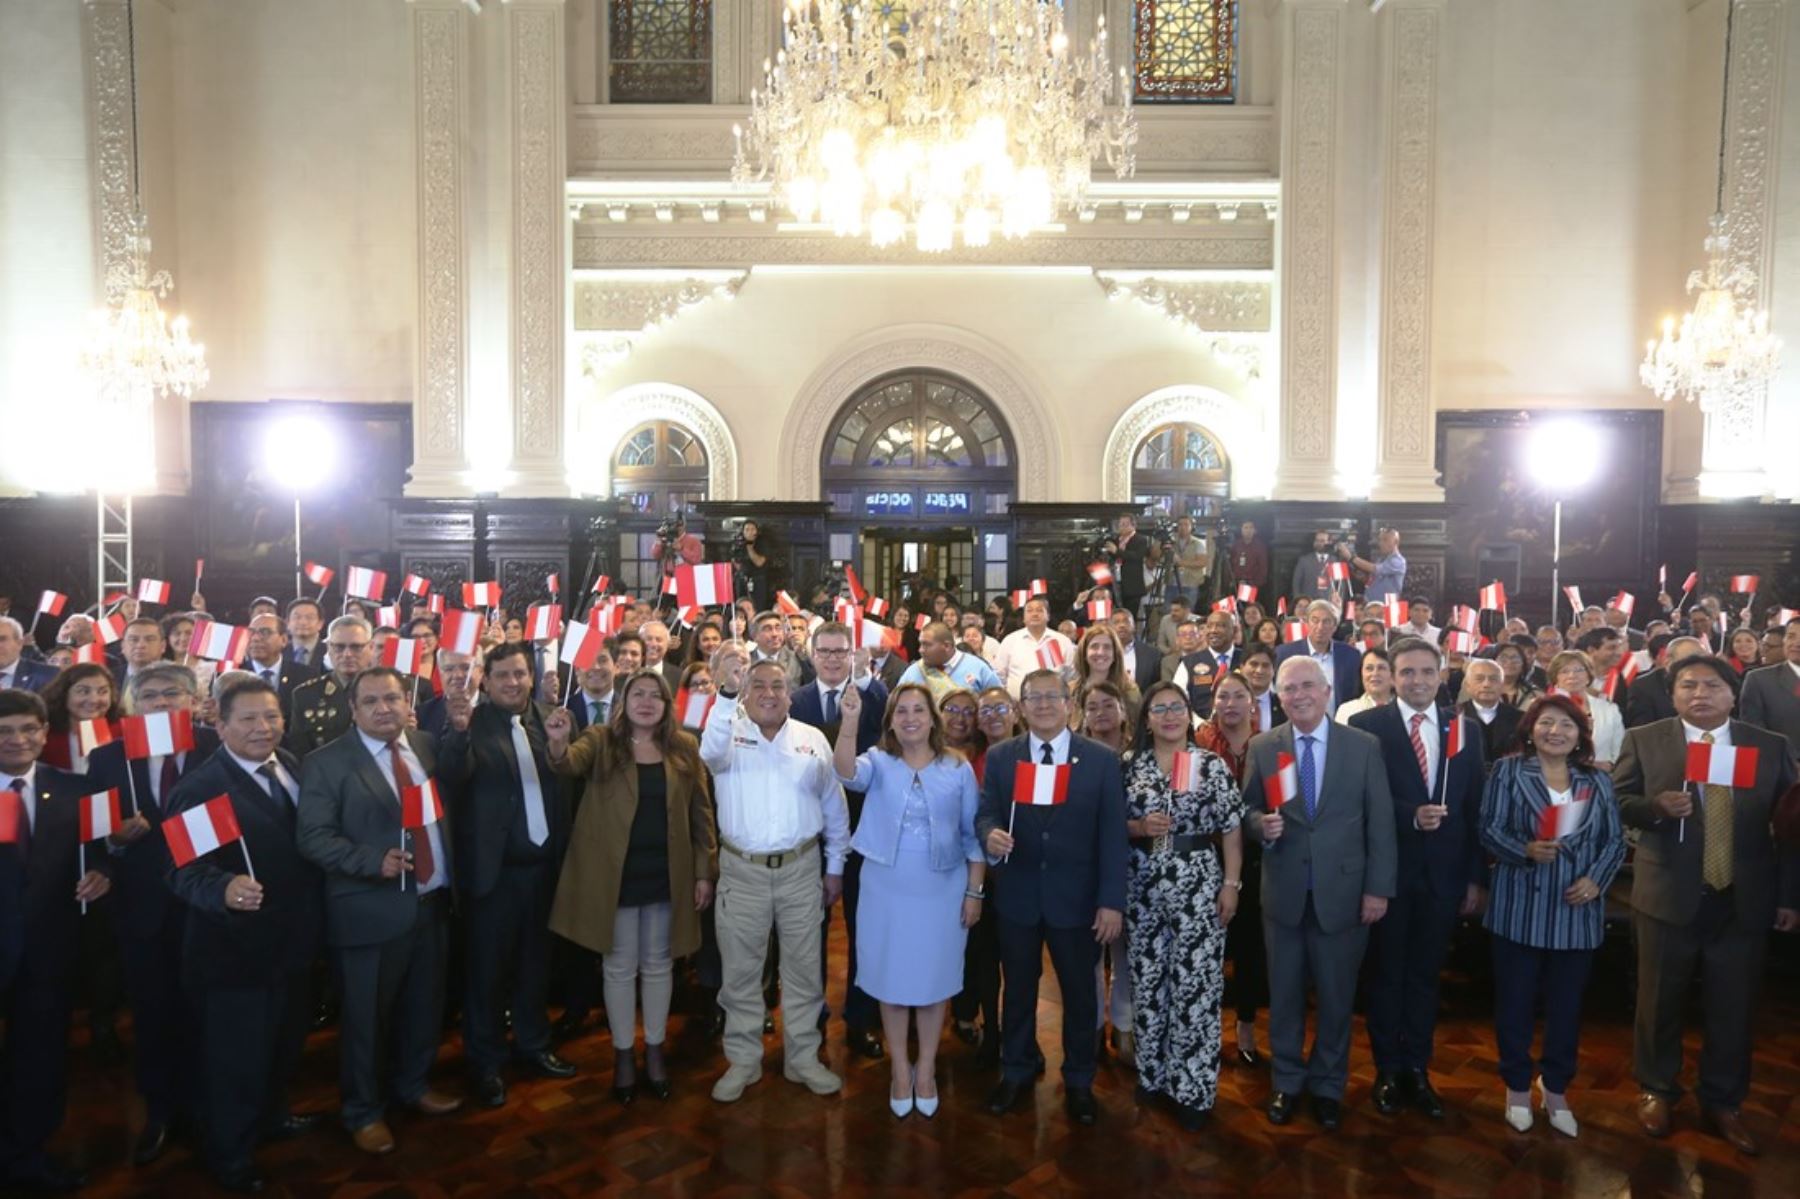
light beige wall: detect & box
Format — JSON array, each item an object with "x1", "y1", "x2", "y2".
[{"x1": 1770, "y1": 1, "x2": 1800, "y2": 499}]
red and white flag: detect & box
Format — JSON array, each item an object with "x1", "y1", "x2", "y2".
[
  {"x1": 834, "y1": 598, "x2": 861, "y2": 625},
  {"x1": 1327, "y1": 561, "x2": 1352, "y2": 583},
  {"x1": 1012, "y1": 762, "x2": 1070, "y2": 807},
  {"x1": 1730, "y1": 574, "x2": 1760, "y2": 594},
  {"x1": 136, "y1": 578, "x2": 172, "y2": 605},
  {"x1": 1086, "y1": 598, "x2": 1113, "y2": 621},
  {"x1": 1611, "y1": 590, "x2": 1636, "y2": 618},
  {"x1": 775, "y1": 591, "x2": 803, "y2": 616},
  {"x1": 1445, "y1": 629, "x2": 1479, "y2": 655},
  {"x1": 843, "y1": 564, "x2": 868, "y2": 605},
  {"x1": 194, "y1": 557, "x2": 204, "y2": 583},
  {"x1": 546, "y1": 572, "x2": 560, "y2": 597},
  {"x1": 345, "y1": 566, "x2": 387, "y2": 602},
  {"x1": 1087, "y1": 562, "x2": 1114, "y2": 586},
  {"x1": 402, "y1": 573, "x2": 431, "y2": 597},
  {"x1": 675, "y1": 687, "x2": 715, "y2": 730},
  {"x1": 304, "y1": 561, "x2": 335, "y2": 589},
  {"x1": 1479, "y1": 582, "x2": 1507, "y2": 611},
  {"x1": 678, "y1": 605, "x2": 705, "y2": 628},
  {"x1": 425, "y1": 594, "x2": 446, "y2": 616},
  {"x1": 1658, "y1": 563, "x2": 1667, "y2": 590},
  {"x1": 1036, "y1": 639, "x2": 1068, "y2": 669},
  {"x1": 1381, "y1": 599, "x2": 1409, "y2": 627},
  {"x1": 1537, "y1": 799, "x2": 1591, "y2": 841},
  {"x1": 1445, "y1": 715, "x2": 1465, "y2": 759},
  {"x1": 1264, "y1": 751, "x2": 1299, "y2": 811},
  {"x1": 187, "y1": 619, "x2": 250, "y2": 664},
  {"x1": 1009, "y1": 589, "x2": 1031, "y2": 610},
  {"x1": 594, "y1": 597, "x2": 630, "y2": 636},
  {"x1": 661, "y1": 574, "x2": 679, "y2": 597},
  {"x1": 97, "y1": 612, "x2": 127, "y2": 645},
  {"x1": 440, "y1": 608, "x2": 483, "y2": 656},
  {"x1": 76, "y1": 718, "x2": 114, "y2": 756},
  {"x1": 162, "y1": 795, "x2": 243, "y2": 868},
  {"x1": 463, "y1": 581, "x2": 502, "y2": 609},
  {"x1": 1562, "y1": 585, "x2": 1583, "y2": 611},
  {"x1": 1604, "y1": 655, "x2": 1640, "y2": 698},
  {"x1": 1685, "y1": 741, "x2": 1759, "y2": 788},
  {"x1": 1028, "y1": 578, "x2": 1049, "y2": 597},
  {"x1": 1212, "y1": 596, "x2": 1237, "y2": 613},
  {"x1": 674, "y1": 563, "x2": 734, "y2": 609},
  {"x1": 865, "y1": 597, "x2": 890, "y2": 619},
  {"x1": 375, "y1": 604, "x2": 402, "y2": 629},
  {"x1": 121, "y1": 710, "x2": 196, "y2": 760},
  {"x1": 1276, "y1": 596, "x2": 1288, "y2": 617},
  {"x1": 1171, "y1": 750, "x2": 1205, "y2": 792},
  {"x1": 1237, "y1": 583, "x2": 1259, "y2": 604},
  {"x1": 1284, "y1": 620, "x2": 1307, "y2": 643},
  {"x1": 381, "y1": 637, "x2": 426, "y2": 674},
  {"x1": 37, "y1": 590, "x2": 68, "y2": 617},
  {"x1": 401, "y1": 780, "x2": 444, "y2": 829},
  {"x1": 0, "y1": 788, "x2": 23, "y2": 844},
  {"x1": 1773, "y1": 607, "x2": 1799, "y2": 626},
  {"x1": 73, "y1": 643, "x2": 107, "y2": 666},
  {"x1": 1681, "y1": 571, "x2": 1699, "y2": 594},
  {"x1": 560, "y1": 619, "x2": 605, "y2": 671},
  {"x1": 914, "y1": 612, "x2": 931, "y2": 631},
  {"x1": 78, "y1": 789, "x2": 122, "y2": 842},
  {"x1": 589, "y1": 574, "x2": 612, "y2": 596},
  {"x1": 851, "y1": 618, "x2": 901, "y2": 653},
  {"x1": 526, "y1": 603, "x2": 562, "y2": 642},
  {"x1": 1452, "y1": 605, "x2": 1480, "y2": 634}
]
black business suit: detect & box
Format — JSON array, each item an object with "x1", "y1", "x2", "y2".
[
  {"x1": 0, "y1": 659, "x2": 56, "y2": 693},
  {"x1": 1176, "y1": 646, "x2": 1240, "y2": 721},
  {"x1": 1348, "y1": 702, "x2": 1486, "y2": 1077},
  {"x1": 1625, "y1": 668, "x2": 1677, "y2": 729},
  {"x1": 974, "y1": 732, "x2": 1129, "y2": 1088},
  {"x1": 1460, "y1": 701, "x2": 1522, "y2": 772},
  {"x1": 0, "y1": 764, "x2": 106, "y2": 1185},
  {"x1": 564, "y1": 687, "x2": 614, "y2": 734},
  {"x1": 165, "y1": 749, "x2": 321, "y2": 1179},
  {"x1": 435, "y1": 702, "x2": 570, "y2": 1078},
  {"x1": 243, "y1": 656, "x2": 319, "y2": 707},
  {"x1": 86, "y1": 728, "x2": 219, "y2": 1132},
  {"x1": 1123, "y1": 638, "x2": 1162, "y2": 696},
  {"x1": 296, "y1": 728, "x2": 451, "y2": 1129}
]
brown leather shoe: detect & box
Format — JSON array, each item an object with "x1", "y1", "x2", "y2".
[
  {"x1": 1704, "y1": 1107, "x2": 1759, "y2": 1156},
  {"x1": 409, "y1": 1089, "x2": 464, "y2": 1117},
  {"x1": 1636, "y1": 1092, "x2": 1672, "y2": 1138},
  {"x1": 351, "y1": 1121, "x2": 396, "y2": 1155}
]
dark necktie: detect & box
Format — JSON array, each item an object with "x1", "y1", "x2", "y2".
[
  {"x1": 389, "y1": 740, "x2": 434, "y2": 887},
  {"x1": 260, "y1": 666, "x2": 277, "y2": 687},
  {"x1": 1040, "y1": 740, "x2": 1055, "y2": 766},
  {"x1": 257, "y1": 762, "x2": 293, "y2": 808},
  {"x1": 824, "y1": 687, "x2": 839, "y2": 726},
  {"x1": 6, "y1": 778, "x2": 27, "y2": 865},
  {"x1": 160, "y1": 755, "x2": 181, "y2": 812},
  {"x1": 1299, "y1": 735, "x2": 1319, "y2": 820}
]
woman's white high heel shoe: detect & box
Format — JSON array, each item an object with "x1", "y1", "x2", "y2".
[
  {"x1": 1504, "y1": 1088, "x2": 1534, "y2": 1133},
  {"x1": 1538, "y1": 1079, "x2": 1578, "y2": 1138},
  {"x1": 915, "y1": 1068, "x2": 940, "y2": 1119},
  {"x1": 889, "y1": 1070, "x2": 914, "y2": 1119}
]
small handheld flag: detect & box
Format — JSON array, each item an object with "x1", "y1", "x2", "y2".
[
  {"x1": 381, "y1": 637, "x2": 426, "y2": 674},
  {"x1": 73, "y1": 643, "x2": 107, "y2": 665},
  {"x1": 1212, "y1": 596, "x2": 1237, "y2": 613},
  {"x1": 525, "y1": 603, "x2": 563, "y2": 642},
  {"x1": 1327, "y1": 561, "x2": 1352, "y2": 583},
  {"x1": 97, "y1": 611, "x2": 128, "y2": 645},
  {"x1": 865, "y1": 597, "x2": 890, "y2": 619},
  {"x1": 401, "y1": 780, "x2": 445, "y2": 829},
  {"x1": 1283, "y1": 620, "x2": 1307, "y2": 643},
  {"x1": 1537, "y1": 799, "x2": 1591, "y2": 841},
  {"x1": 1012, "y1": 762, "x2": 1071, "y2": 807},
  {"x1": 1562, "y1": 585, "x2": 1583, "y2": 611},
  {"x1": 546, "y1": 572, "x2": 560, "y2": 597},
  {"x1": 1729, "y1": 574, "x2": 1760, "y2": 594},
  {"x1": 1036, "y1": 639, "x2": 1068, "y2": 670},
  {"x1": 1237, "y1": 583, "x2": 1258, "y2": 604},
  {"x1": 187, "y1": 619, "x2": 251, "y2": 664},
  {"x1": 675, "y1": 687, "x2": 715, "y2": 730},
  {"x1": 589, "y1": 574, "x2": 612, "y2": 596},
  {"x1": 1087, "y1": 562, "x2": 1114, "y2": 586},
  {"x1": 843, "y1": 564, "x2": 868, "y2": 605},
  {"x1": 914, "y1": 612, "x2": 931, "y2": 631},
  {"x1": 402, "y1": 573, "x2": 432, "y2": 597},
  {"x1": 674, "y1": 563, "x2": 734, "y2": 609},
  {"x1": 0, "y1": 789, "x2": 22, "y2": 844},
  {"x1": 1445, "y1": 716, "x2": 1465, "y2": 759},
  {"x1": 1171, "y1": 750, "x2": 1204, "y2": 792},
  {"x1": 303, "y1": 561, "x2": 335, "y2": 590},
  {"x1": 37, "y1": 590, "x2": 68, "y2": 617},
  {"x1": 1444, "y1": 629, "x2": 1478, "y2": 655},
  {"x1": 775, "y1": 591, "x2": 803, "y2": 616},
  {"x1": 1010, "y1": 589, "x2": 1031, "y2": 611},
  {"x1": 1264, "y1": 752, "x2": 1299, "y2": 811},
  {"x1": 439, "y1": 609, "x2": 483, "y2": 656},
  {"x1": 1276, "y1": 596, "x2": 1288, "y2": 617},
  {"x1": 77, "y1": 718, "x2": 114, "y2": 756},
  {"x1": 560, "y1": 619, "x2": 605, "y2": 672},
  {"x1": 1381, "y1": 598, "x2": 1409, "y2": 627},
  {"x1": 425, "y1": 594, "x2": 446, "y2": 616},
  {"x1": 162, "y1": 796, "x2": 244, "y2": 868},
  {"x1": 121, "y1": 710, "x2": 196, "y2": 760},
  {"x1": 136, "y1": 578, "x2": 172, "y2": 605},
  {"x1": 463, "y1": 581, "x2": 502, "y2": 609},
  {"x1": 1685, "y1": 741, "x2": 1758, "y2": 788},
  {"x1": 1086, "y1": 598, "x2": 1113, "y2": 621},
  {"x1": 1479, "y1": 582, "x2": 1507, "y2": 611},
  {"x1": 78, "y1": 789, "x2": 122, "y2": 842},
  {"x1": 1681, "y1": 571, "x2": 1699, "y2": 594},
  {"x1": 1610, "y1": 591, "x2": 1636, "y2": 618},
  {"x1": 375, "y1": 604, "x2": 402, "y2": 629},
  {"x1": 345, "y1": 566, "x2": 388, "y2": 602}
]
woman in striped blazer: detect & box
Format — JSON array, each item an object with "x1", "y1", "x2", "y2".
[{"x1": 1478, "y1": 693, "x2": 1625, "y2": 1139}]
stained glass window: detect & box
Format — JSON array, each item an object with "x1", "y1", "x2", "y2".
[
  {"x1": 609, "y1": 1, "x2": 712, "y2": 105},
  {"x1": 1133, "y1": 1, "x2": 1237, "y2": 103}
]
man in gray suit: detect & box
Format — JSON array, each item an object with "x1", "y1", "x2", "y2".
[
  {"x1": 296, "y1": 666, "x2": 461, "y2": 1156},
  {"x1": 1614, "y1": 654, "x2": 1799, "y2": 1156},
  {"x1": 1739, "y1": 620, "x2": 1800, "y2": 759},
  {"x1": 1243, "y1": 655, "x2": 1397, "y2": 1132}
]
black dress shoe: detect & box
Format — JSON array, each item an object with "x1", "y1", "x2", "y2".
[
  {"x1": 1267, "y1": 1091, "x2": 1299, "y2": 1125},
  {"x1": 974, "y1": 1043, "x2": 1001, "y2": 1071},
  {"x1": 1235, "y1": 1045, "x2": 1263, "y2": 1069},
  {"x1": 518, "y1": 1050, "x2": 577, "y2": 1079},
  {"x1": 1410, "y1": 1071, "x2": 1445, "y2": 1119},
  {"x1": 644, "y1": 1074, "x2": 673, "y2": 1101},
  {"x1": 474, "y1": 1074, "x2": 508, "y2": 1108},
  {"x1": 312, "y1": 1001, "x2": 337, "y2": 1031},
  {"x1": 549, "y1": 1011, "x2": 587, "y2": 1043},
  {"x1": 1312, "y1": 1094, "x2": 1343, "y2": 1131},
  {"x1": 3, "y1": 1157, "x2": 87, "y2": 1192},
  {"x1": 1066, "y1": 1087, "x2": 1099, "y2": 1126},
  {"x1": 986, "y1": 1079, "x2": 1026, "y2": 1115},
  {"x1": 263, "y1": 1111, "x2": 325, "y2": 1141},
  {"x1": 1372, "y1": 1071, "x2": 1402, "y2": 1115},
  {"x1": 213, "y1": 1168, "x2": 267, "y2": 1194},
  {"x1": 133, "y1": 1120, "x2": 169, "y2": 1165},
  {"x1": 847, "y1": 1028, "x2": 885, "y2": 1060},
  {"x1": 953, "y1": 1020, "x2": 982, "y2": 1047},
  {"x1": 1177, "y1": 1103, "x2": 1211, "y2": 1131}
]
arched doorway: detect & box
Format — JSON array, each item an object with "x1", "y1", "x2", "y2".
[
  {"x1": 1129, "y1": 422, "x2": 1231, "y2": 521},
  {"x1": 819, "y1": 371, "x2": 1018, "y2": 603},
  {"x1": 611, "y1": 418, "x2": 709, "y2": 594}
]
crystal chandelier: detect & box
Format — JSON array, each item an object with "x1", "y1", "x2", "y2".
[
  {"x1": 80, "y1": 0, "x2": 207, "y2": 406},
  {"x1": 1639, "y1": 0, "x2": 1779, "y2": 412},
  {"x1": 732, "y1": 1, "x2": 1138, "y2": 252}
]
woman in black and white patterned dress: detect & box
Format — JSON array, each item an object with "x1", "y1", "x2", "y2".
[{"x1": 1123, "y1": 681, "x2": 1244, "y2": 1130}]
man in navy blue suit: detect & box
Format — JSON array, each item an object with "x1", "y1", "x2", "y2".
[
  {"x1": 976, "y1": 668, "x2": 1128, "y2": 1126},
  {"x1": 1349, "y1": 637, "x2": 1486, "y2": 1119},
  {"x1": 1275, "y1": 599, "x2": 1363, "y2": 715},
  {"x1": 0, "y1": 619, "x2": 56, "y2": 693},
  {"x1": 788, "y1": 622, "x2": 889, "y2": 1060}
]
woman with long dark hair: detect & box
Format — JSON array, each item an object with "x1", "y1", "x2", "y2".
[
  {"x1": 39, "y1": 662, "x2": 122, "y2": 772},
  {"x1": 1197, "y1": 671, "x2": 1267, "y2": 1066}
]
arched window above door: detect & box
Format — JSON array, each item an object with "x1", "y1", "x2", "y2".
[
  {"x1": 612, "y1": 419, "x2": 708, "y2": 514},
  {"x1": 1130, "y1": 421, "x2": 1230, "y2": 519},
  {"x1": 825, "y1": 373, "x2": 1013, "y2": 474}
]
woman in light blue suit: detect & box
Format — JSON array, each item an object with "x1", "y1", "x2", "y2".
[{"x1": 832, "y1": 682, "x2": 984, "y2": 1120}]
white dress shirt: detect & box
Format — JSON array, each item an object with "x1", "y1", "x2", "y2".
[
  {"x1": 1472, "y1": 702, "x2": 1500, "y2": 725},
  {"x1": 1396, "y1": 698, "x2": 1440, "y2": 790},
  {"x1": 1029, "y1": 727, "x2": 1073, "y2": 765},
  {"x1": 146, "y1": 752, "x2": 188, "y2": 808},
  {"x1": 1680, "y1": 719, "x2": 1732, "y2": 748},
  {"x1": 996, "y1": 627, "x2": 1075, "y2": 696},
  {"x1": 700, "y1": 694, "x2": 850, "y2": 874},
  {"x1": 2, "y1": 765, "x2": 38, "y2": 832},
  {"x1": 227, "y1": 750, "x2": 299, "y2": 804},
  {"x1": 357, "y1": 729, "x2": 448, "y2": 893}
]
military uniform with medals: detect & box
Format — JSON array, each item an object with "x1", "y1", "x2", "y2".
[{"x1": 285, "y1": 673, "x2": 354, "y2": 758}]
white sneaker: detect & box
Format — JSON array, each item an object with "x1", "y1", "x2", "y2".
[
  {"x1": 783, "y1": 1059, "x2": 843, "y2": 1095},
  {"x1": 711, "y1": 1063, "x2": 762, "y2": 1103}
]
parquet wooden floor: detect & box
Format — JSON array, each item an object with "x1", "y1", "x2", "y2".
[{"x1": 55, "y1": 925, "x2": 1800, "y2": 1198}]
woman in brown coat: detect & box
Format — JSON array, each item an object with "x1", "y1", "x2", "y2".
[{"x1": 546, "y1": 670, "x2": 718, "y2": 1104}]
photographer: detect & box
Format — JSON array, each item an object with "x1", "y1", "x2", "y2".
[
  {"x1": 1102, "y1": 514, "x2": 1162, "y2": 616},
  {"x1": 650, "y1": 513, "x2": 706, "y2": 576},
  {"x1": 1166, "y1": 515, "x2": 1210, "y2": 609},
  {"x1": 732, "y1": 520, "x2": 771, "y2": 611},
  {"x1": 1342, "y1": 527, "x2": 1407, "y2": 602}
]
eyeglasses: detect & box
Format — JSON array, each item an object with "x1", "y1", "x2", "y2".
[
  {"x1": 977, "y1": 703, "x2": 1012, "y2": 716},
  {"x1": 811, "y1": 647, "x2": 850, "y2": 658},
  {"x1": 941, "y1": 705, "x2": 976, "y2": 718},
  {"x1": 1147, "y1": 703, "x2": 1187, "y2": 717}
]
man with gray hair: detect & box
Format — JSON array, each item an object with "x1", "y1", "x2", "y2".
[
  {"x1": 1457, "y1": 657, "x2": 1520, "y2": 766},
  {"x1": 285, "y1": 615, "x2": 376, "y2": 757},
  {"x1": 0, "y1": 617, "x2": 55, "y2": 693},
  {"x1": 1274, "y1": 600, "x2": 1363, "y2": 715}
]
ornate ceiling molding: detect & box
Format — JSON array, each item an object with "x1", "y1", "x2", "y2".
[
  {"x1": 1093, "y1": 274, "x2": 1272, "y2": 333},
  {"x1": 572, "y1": 271, "x2": 748, "y2": 377}
]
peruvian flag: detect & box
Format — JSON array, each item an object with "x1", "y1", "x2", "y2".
[
  {"x1": 345, "y1": 566, "x2": 387, "y2": 601},
  {"x1": 381, "y1": 637, "x2": 426, "y2": 674},
  {"x1": 401, "y1": 780, "x2": 444, "y2": 829},
  {"x1": 439, "y1": 608, "x2": 483, "y2": 656},
  {"x1": 1681, "y1": 571, "x2": 1699, "y2": 594},
  {"x1": 1452, "y1": 605, "x2": 1480, "y2": 634},
  {"x1": 97, "y1": 612, "x2": 128, "y2": 644},
  {"x1": 675, "y1": 687, "x2": 715, "y2": 730},
  {"x1": 1685, "y1": 741, "x2": 1759, "y2": 788},
  {"x1": 546, "y1": 572, "x2": 560, "y2": 597},
  {"x1": 37, "y1": 590, "x2": 68, "y2": 616},
  {"x1": 1264, "y1": 751, "x2": 1299, "y2": 811},
  {"x1": 1171, "y1": 750, "x2": 1205, "y2": 792},
  {"x1": 775, "y1": 591, "x2": 803, "y2": 616},
  {"x1": 121, "y1": 710, "x2": 196, "y2": 760},
  {"x1": 560, "y1": 619, "x2": 605, "y2": 671},
  {"x1": 866, "y1": 597, "x2": 890, "y2": 619},
  {"x1": 73, "y1": 643, "x2": 107, "y2": 665},
  {"x1": 1087, "y1": 598, "x2": 1113, "y2": 621},
  {"x1": 0, "y1": 788, "x2": 22, "y2": 844},
  {"x1": 1327, "y1": 561, "x2": 1352, "y2": 583},
  {"x1": 463, "y1": 581, "x2": 502, "y2": 609},
  {"x1": 78, "y1": 789, "x2": 122, "y2": 842},
  {"x1": 1445, "y1": 715, "x2": 1465, "y2": 759},
  {"x1": 852, "y1": 618, "x2": 901, "y2": 653},
  {"x1": 1479, "y1": 582, "x2": 1507, "y2": 611},
  {"x1": 1537, "y1": 799, "x2": 1591, "y2": 840},
  {"x1": 834, "y1": 598, "x2": 861, "y2": 625},
  {"x1": 1087, "y1": 562, "x2": 1114, "y2": 586},
  {"x1": 1012, "y1": 762, "x2": 1070, "y2": 807},
  {"x1": 187, "y1": 619, "x2": 250, "y2": 663},
  {"x1": 1276, "y1": 597, "x2": 1288, "y2": 617},
  {"x1": 1284, "y1": 620, "x2": 1307, "y2": 643},
  {"x1": 674, "y1": 563, "x2": 734, "y2": 609},
  {"x1": 1010, "y1": 589, "x2": 1031, "y2": 610},
  {"x1": 1237, "y1": 583, "x2": 1259, "y2": 604},
  {"x1": 661, "y1": 574, "x2": 679, "y2": 597},
  {"x1": 843, "y1": 564, "x2": 868, "y2": 605},
  {"x1": 589, "y1": 574, "x2": 612, "y2": 595},
  {"x1": 1381, "y1": 599, "x2": 1409, "y2": 627},
  {"x1": 76, "y1": 718, "x2": 114, "y2": 756},
  {"x1": 161, "y1": 795, "x2": 243, "y2": 868},
  {"x1": 402, "y1": 573, "x2": 431, "y2": 597},
  {"x1": 1028, "y1": 578, "x2": 1049, "y2": 597},
  {"x1": 1604, "y1": 655, "x2": 1640, "y2": 699},
  {"x1": 526, "y1": 603, "x2": 562, "y2": 641},
  {"x1": 1445, "y1": 629, "x2": 1479, "y2": 655},
  {"x1": 425, "y1": 594, "x2": 446, "y2": 616},
  {"x1": 1563, "y1": 585, "x2": 1583, "y2": 611},
  {"x1": 1659, "y1": 563, "x2": 1668, "y2": 590},
  {"x1": 303, "y1": 561, "x2": 335, "y2": 589},
  {"x1": 1036, "y1": 639, "x2": 1068, "y2": 669},
  {"x1": 914, "y1": 612, "x2": 931, "y2": 631},
  {"x1": 136, "y1": 578, "x2": 172, "y2": 605},
  {"x1": 1611, "y1": 590, "x2": 1636, "y2": 618},
  {"x1": 1730, "y1": 574, "x2": 1760, "y2": 594},
  {"x1": 594, "y1": 597, "x2": 629, "y2": 636},
  {"x1": 1773, "y1": 607, "x2": 1799, "y2": 626},
  {"x1": 1213, "y1": 596, "x2": 1237, "y2": 613},
  {"x1": 375, "y1": 605, "x2": 402, "y2": 629},
  {"x1": 677, "y1": 605, "x2": 705, "y2": 628}
]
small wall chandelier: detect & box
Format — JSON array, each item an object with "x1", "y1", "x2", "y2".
[
  {"x1": 732, "y1": 1, "x2": 1138, "y2": 252},
  {"x1": 1639, "y1": 0, "x2": 1780, "y2": 413}
]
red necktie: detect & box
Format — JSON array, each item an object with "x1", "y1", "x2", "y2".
[
  {"x1": 389, "y1": 741, "x2": 434, "y2": 887},
  {"x1": 1409, "y1": 712, "x2": 1432, "y2": 790},
  {"x1": 159, "y1": 755, "x2": 180, "y2": 812},
  {"x1": 7, "y1": 778, "x2": 27, "y2": 865}
]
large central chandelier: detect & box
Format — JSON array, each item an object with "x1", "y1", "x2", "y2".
[
  {"x1": 1639, "y1": 0, "x2": 1779, "y2": 413},
  {"x1": 732, "y1": 1, "x2": 1138, "y2": 252}
]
